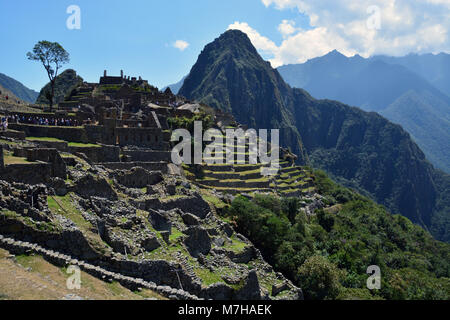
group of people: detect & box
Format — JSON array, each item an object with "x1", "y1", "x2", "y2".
[{"x1": 4, "y1": 114, "x2": 80, "y2": 127}]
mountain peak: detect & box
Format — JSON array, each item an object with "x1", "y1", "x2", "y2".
[
  {"x1": 207, "y1": 29, "x2": 258, "y2": 56},
  {"x1": 222, "y1": 29, "x2": 250, "y2": 40},
  {"x1": 324, "y1": 49, "x2": 347, "y2": 59}
]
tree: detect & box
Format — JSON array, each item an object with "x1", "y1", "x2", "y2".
[
  {"x1": 297, "y1": 255, "x2": 341, "y2": 300},
  {"x1": 27, "y1": 41, "x2": 69, "y2": 110}
]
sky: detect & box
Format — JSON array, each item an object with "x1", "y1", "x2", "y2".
[{"x1": 0, "y1": 0, "x2": 448, "y2": 92}]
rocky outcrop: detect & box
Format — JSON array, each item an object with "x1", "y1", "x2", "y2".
[
  {"x1": 148, "y1": 210, "x2": 172, "y2": 232},
  {"x1": 183, "y1": 226, "x2": 211, "y2": 258},
  {"x1": 114, "y1": 167, "x2": 163, "y2": 189},
  {"x1": 234, "y1": 270, "x2": 262, "y2": 300},
  {"x1": 73, "y1": 174, "x2": 117, "y2": 200},
  {"x1": 144, "y1": 193, "x2": 211, "y2": 220}
]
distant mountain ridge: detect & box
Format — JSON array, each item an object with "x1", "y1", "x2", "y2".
[
  {"x1": 0, "y1": 72, "x2": 39, "y2": 103},
  {"x1": 278, "y1": 51, "x2": 450, "y2": 173},
  {"x1": 373, "y1": 53, "x2": 450, "y2": 96},
  {"x1": 179, "y1": 30, "x2": 450, "y2": 242},
  {"x1": 164, "y1": 76, "x2": 186, "y2": 95}
]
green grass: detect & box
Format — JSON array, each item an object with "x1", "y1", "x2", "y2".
[
  {"x1": 0, "y1": 139, "x2": 22, "y2": 146},
  {"x1": 47, "y1": 194, "x2": 91, "y2": 230},
  {"x1": 224, "y1": 235, "x2": 247, "y2": 253},
  {"x1": 194, "y1": 267, "x2": 224, "y2": 286},
  {"x1": 68, "y1": 142, "x2": 101, "y2": 148},
  {"x1": 1, "y1": 209, "x2": 19, "y2": 219},
  {"x1": 26, "y1": 137, "x2": 65, "y2": 143},
  {"x1": 202, "y1": 194, "x2": 228, "y2": 209},
  {"x1": 169, "y1": 228, "x2": 184, "y2": 242},
  {"x1": 3, "y1": 151, "x2": 32, "y2": 165}
]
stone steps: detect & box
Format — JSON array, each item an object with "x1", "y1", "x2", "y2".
[
  {"x1": 198, "y1": 178, "x2": 270, "y2": 189},
  {"x1": 196, "y1": 184, "x2": 273, "y2": 194},
  {"x1": 0, "y1": 234, "x2": 199, "y2": 300}
]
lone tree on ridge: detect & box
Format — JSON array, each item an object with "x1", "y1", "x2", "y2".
[{"x1": 27, "y1": 41, "x2": 70, "y2": 110}]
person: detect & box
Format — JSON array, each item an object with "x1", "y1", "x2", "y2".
[{"x1": 1, "y1": 117, "x2": 7, "y2": 131}]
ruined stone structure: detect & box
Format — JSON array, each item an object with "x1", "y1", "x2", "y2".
[
  {"x1": 26, "y1": 148, "x2": 67, "y2": 179},
  {"x1": 100, "y1": 70, "x2": 149, "y2": 87}
]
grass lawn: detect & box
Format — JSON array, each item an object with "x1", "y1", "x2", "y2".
[
  {"x1": 224, "y1": 235, "x2": 247, "y2": 253},
  {"x1": 68, "y1": 142, "x2": 101, "y2": 148},
  {"x1": 26, "y1": 137, "x2": 66, "y2": 143},
  {"x1": 3, "y1": 151, "x2": 33, "y2": 165}
]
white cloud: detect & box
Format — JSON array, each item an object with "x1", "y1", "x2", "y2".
[
  {"x1": 231, "y1": 0, "x2": 450, "y2": 67},
  {"x1": 278, "y1": 20, "x2": 298, "y2": 38},
  {"x1": 173, "y1": 40, "x2": 189, "y2": 51}
]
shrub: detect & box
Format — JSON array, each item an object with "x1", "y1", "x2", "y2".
[{"x1": 297, "y1": 255, "x2": 341, "y2": 300}]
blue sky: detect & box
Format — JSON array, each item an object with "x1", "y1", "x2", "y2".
[
  {"x1": 0, "y1": 0, "x2": 448, "y2": 92},
  {"x1": 0, "y1": 0, "x2": 307, "y2": 91}
]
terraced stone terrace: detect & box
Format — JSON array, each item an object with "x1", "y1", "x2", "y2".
[{"x1": 183, "y1": 135, "x2": 316, "y2": 197}]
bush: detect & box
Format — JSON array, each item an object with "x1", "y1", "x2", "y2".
[
  {"x1": 297, "y1": 256, "x2": 341, "y2": 300},
  {"x1": 317, "y1": 209, "x2": 335, "y2": 232}
]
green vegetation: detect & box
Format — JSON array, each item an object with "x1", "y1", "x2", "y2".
[
  {"x1": 169, "y1": 228, "x2": 184, "y2": 242},
  {"x1": 3, "y1": 151, "x2": 32, "y2": 165},
  {"x1": 194, "y1": 267, "x2": 224, "y2": 286},
  {"x1": 68, "y1": 142, "x2": 101, "y2": 148},
  {"x1": 224, "y1": 235, "x2": 247, "y2": 253},
  {"x1": 26, "y1": 137, "x2": 65, "y2": 143},
  {"x1": 167, "y1": 111, "x2": 214, "y2": 133},
  {"x1": 25, "y1": 137, "x2": 100, "y2": 148},
  {"x1": 225, "y1": 175, "x2": 450, "y2": 300},
  {"x1": 47, "y1": 194, "x2": 91, "y2": 230},
  {"x1": 28, "y1": 41, "x2": 71, "y2": 109}
]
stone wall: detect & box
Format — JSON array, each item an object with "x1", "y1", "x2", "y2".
[
  {"x1": 116, "y1": 127, "x2": 164, "y2": 148},
  {"x1": 123, "y1": 150, "x2": 171, "y2": 162},
  {"x1": 0, "y1": 129, "x2": 26, "y2": 140},
  {"x1": 26, "y1": 148, "x2": 67, "y2": 179},
  {"x1": 1, "y1": 163, "x2": 53, "y2": 185},
  {"x1": 101, "y1": 162, "x2": 169, "y2": 173},
  {"x1": 34, "y1": 140, "x2": 69, "y2": 152},
  {"x1": 69, "y1": 145, "x2": 120, "y2": 163},
  {"x1": 7, "y1": 123, "x2": 170, "y2": 151},
  {"x1": 8, "y1": 124, "x2": 89, "y2": 143},
  {"x1": 84, "y1": 125, "x2": 104, "y2": 144}
]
